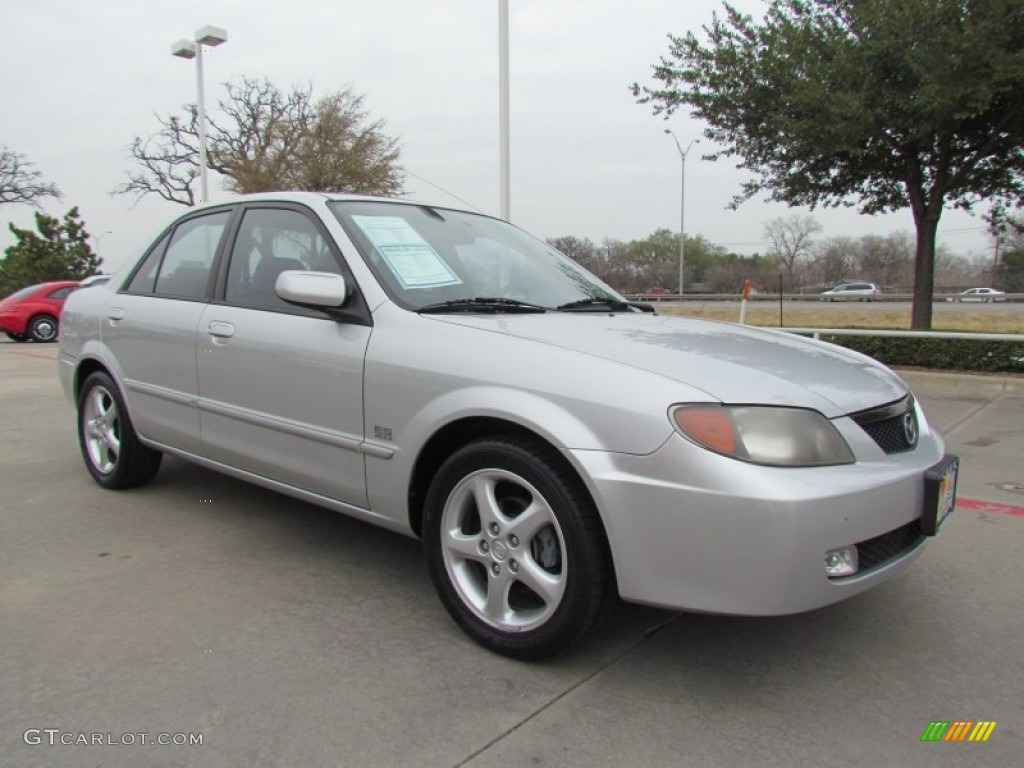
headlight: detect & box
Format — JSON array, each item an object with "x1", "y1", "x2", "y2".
[{"x1": 670, "y1": 405, "x2": 854, "y2": 467}]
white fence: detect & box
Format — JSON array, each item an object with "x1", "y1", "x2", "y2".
[
  {"x1": 772, "y1": 328, "x2": 1023, "y2": 342},
  {"x1": 628, "y1": 292, "x2": 1024, "y2": 303}
]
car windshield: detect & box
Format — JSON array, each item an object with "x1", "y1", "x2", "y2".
[{"x1": 329, "y1": 201, "x2": 622, "y2": 311}]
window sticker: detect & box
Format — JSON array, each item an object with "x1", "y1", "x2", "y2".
[{"x1": 352, "y1": 215, "x2": 462, "y2": 288}]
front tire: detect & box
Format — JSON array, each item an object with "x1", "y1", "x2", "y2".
[
  {"x1": 27, "y1": 314, "x2": 59, "y2": 343},
  {"x1": 423, "y1": 436, "x2": 610, "y2": 660},
  {"x1": 77, "y1": 372, "x2": 162, "y2": 489}
]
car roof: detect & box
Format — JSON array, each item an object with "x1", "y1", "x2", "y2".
[
  {"x1": 202, "y1": 190, "x2": 469, "y2": 210},
  {"x1": 191, "y1": 191, "x2": 498, "y2": 222}
]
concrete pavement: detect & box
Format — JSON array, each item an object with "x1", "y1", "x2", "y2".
[
  {"x1": 899, "y1": 369, "x2": 1024, "y2": 513},
  {"x1": 0, "y1": 342, "x2": 1020, "y2": 768}
]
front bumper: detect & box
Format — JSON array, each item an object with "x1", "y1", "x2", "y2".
[{"x1": 574, "y1": 423, "x2": 947, "y2": 616}]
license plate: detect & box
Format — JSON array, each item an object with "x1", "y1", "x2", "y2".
[{"x1": 921, "y1": 455, "x2": 959, "y2": 536}]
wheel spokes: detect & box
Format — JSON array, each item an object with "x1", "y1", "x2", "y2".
[
  {"x1": 483, "y1": 568, "x2": 513, "y2": 622},
  {"x1": 441, "y1": 468, "x2": 568, "y2": 632},
  {"x1": 511, "y1": 499, "x2": 551, "y2": 542},
  {"x1": 84, "y1": 387, "x2": 119, "y2": 474},
  {"x1": 469, "y1": 475, "x2": 505, "y2": 529},
  {"x1": 444, "y1": 528, "x2": 489, "y2": 564},
  {"x1": 515, "y1": 554, "x2": 566, "y2": 607}
]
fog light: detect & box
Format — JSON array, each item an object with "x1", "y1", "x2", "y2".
[{"x1": 824, "y1": 546, "x2": 859, "y2": 577}]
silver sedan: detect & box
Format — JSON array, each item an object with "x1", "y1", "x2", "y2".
[{"x1": 58, "y1": 193, "x2": 958, "y2": 659}]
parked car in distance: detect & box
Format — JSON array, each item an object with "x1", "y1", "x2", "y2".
[
  {"x1": 640, "y1": 287, "x2": 673, "y2": 302},
  {"x1": 0, "y1": 280, "x2": 79, "y2": 342},
  {"x1": 58, "y1": 193, "x2": 958, "y2": 659},
  {"x1": 951, "y1": 287, "x2": 1006, "y2": 303},
  {"x1": 821, "y1": 282, "x2": 882, "y2": 301}
]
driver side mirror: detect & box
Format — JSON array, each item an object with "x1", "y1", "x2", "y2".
[{"x1": 275, "y1": 271, "x2": 348, "y2": 309}]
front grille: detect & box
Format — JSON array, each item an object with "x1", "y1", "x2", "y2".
[
  {"x1": 851, "y1": 395, "x2": 918, "y2": 454},
  {"x1": 856, "y1": 520, "x2": 924, "y2": 572}
]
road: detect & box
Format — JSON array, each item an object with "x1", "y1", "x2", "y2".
[
  {"x1": 669, "y1": 298, "x2": 1024, "y2": 316},
  {"x1": 0, "y1": 341, "x2": 1020, "y2": 767}
]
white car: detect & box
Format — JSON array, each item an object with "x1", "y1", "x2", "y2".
[
  {"x1": 58, "y1": 193, "x2": 958, "y2": 659},
  {"x1": 821, "y1": 282, "x2": 882, "y2": 301},
  {"x1": 78, "y1": 274, "x2": 111, "y2": 287},
  {"x1": 953, "y1": 287, "x2": 1006, "y2": 303}
]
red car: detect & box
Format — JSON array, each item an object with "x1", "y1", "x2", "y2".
[{"x1": 0, "y1": 280, "x2": 80, "y2": 343}]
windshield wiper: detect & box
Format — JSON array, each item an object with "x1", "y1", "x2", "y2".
[
  {"x1": 556, "y1": 297, "x2": 649, "y2": 312},
  {"x1": 417, "y1": 297, "x2": 550, "y2": 314}
]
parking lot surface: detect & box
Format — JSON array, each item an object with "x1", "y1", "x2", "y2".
[{"x1": 1, "y1": 341, "x2": 1021, "y2": 767}]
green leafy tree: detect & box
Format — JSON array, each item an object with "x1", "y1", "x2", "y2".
[
  {"x1": 626, "y1": 228, "x2": 682, "y2": 290},
  {"x1": 619, "y1": 229, "x2": 726, "y2": 292},
  {"x1": 600, "y1": 238, "x2": 637, "y2": 292},
  {"x1": 704, "y1": 251, "x2": 774, "y2": 294},
  {"x1": 633, "y1": 0, "x2": 1024, "y2": 328},
  {"x1": 1, "y1": 207, "x2": 101, "y2": 295},
  {"x1": 116, "y1": 77, "x2": 404, "y2": 205}
]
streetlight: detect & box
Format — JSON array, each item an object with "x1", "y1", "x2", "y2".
[
  {"x1": 171, "y1": 25, "x2": 228, "y2": 205},
  {"x1": 92, "y1": 230, "x2": 112, "y2": 254},
  {"x1": 664, "y1": 129, "x2": 699, "y2": 296},
  {"x1": 498, "y1": 0, "x2": 510, "y2": 220}
]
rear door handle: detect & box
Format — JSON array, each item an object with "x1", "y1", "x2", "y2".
[
  {"x1": 106, "y1": 307, "x2": 125, "y2": 321},
  {"x1": 207, "y1": 321, "x2": 235, "y2": 339}
]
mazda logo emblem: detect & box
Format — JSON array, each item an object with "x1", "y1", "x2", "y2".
[{"x1": 902, "y1": 412, "x2": 918, "y2": 447}]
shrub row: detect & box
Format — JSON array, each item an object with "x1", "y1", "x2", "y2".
[{"x1": 819, "y1": 335, "x2": 1024, "y2": 373}]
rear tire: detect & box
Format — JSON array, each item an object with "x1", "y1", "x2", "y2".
[
  {"x1": 78, "y1": 372, "x2": 162, "y2": 489},
  {"x1": 423, "y1": 435, "x2": 610, "y2": 660},
  {"x1": 27, "y1": 314, "x2": 59, "y2": 343}
]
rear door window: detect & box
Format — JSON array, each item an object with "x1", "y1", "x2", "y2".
[{"x1": 154, "y1": 212, "x2": 231, "y2": 299}]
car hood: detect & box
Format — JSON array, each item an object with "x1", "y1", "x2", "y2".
[{"x1": 429, "y1": 313, "x2": 907, "y2": 418}]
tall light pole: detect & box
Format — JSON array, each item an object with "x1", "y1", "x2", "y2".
[
  {"x1": 93, "y1": 230, "x2": 112, "y2": 255},
  {"x1": 498, "y1": 0, "x2": 510, "y2": 220},
  {"x1": 171, "y1": 25, "x2": 228, "y2": 205},
  {"x1": 664, "y1": 129, "x2": 699, "y2": 296}
]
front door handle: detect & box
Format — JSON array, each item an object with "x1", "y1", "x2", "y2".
[{"x1": 207, "y1": 321, "x2": 235, "y2": 339}]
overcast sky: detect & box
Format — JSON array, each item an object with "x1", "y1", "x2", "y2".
[{"x1": 2, "y1": 0, "x2": 994, "y2": 273}]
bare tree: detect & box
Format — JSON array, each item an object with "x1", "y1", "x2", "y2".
[
  {"x1": 857, "y1": 233, "x2": 914, "y2": 289},
  {"x1": 115, "y1": 77, "x2": 404, "y2": 206},
  {"x1": 0, "y1": 146, "x2": 62, "y2": 206},
  {"x1": 119, "y1": 112, "x2": 202, "y2": 205},
  {"x1": 764, "y1": 214, "x2": 821, "y2": 291},
  {"x1": 811, "y1": 238, "x2": 857, "y2": 289},
  {"x1": 547, "y1": 236, "x2": 606, "y2": 278}
]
